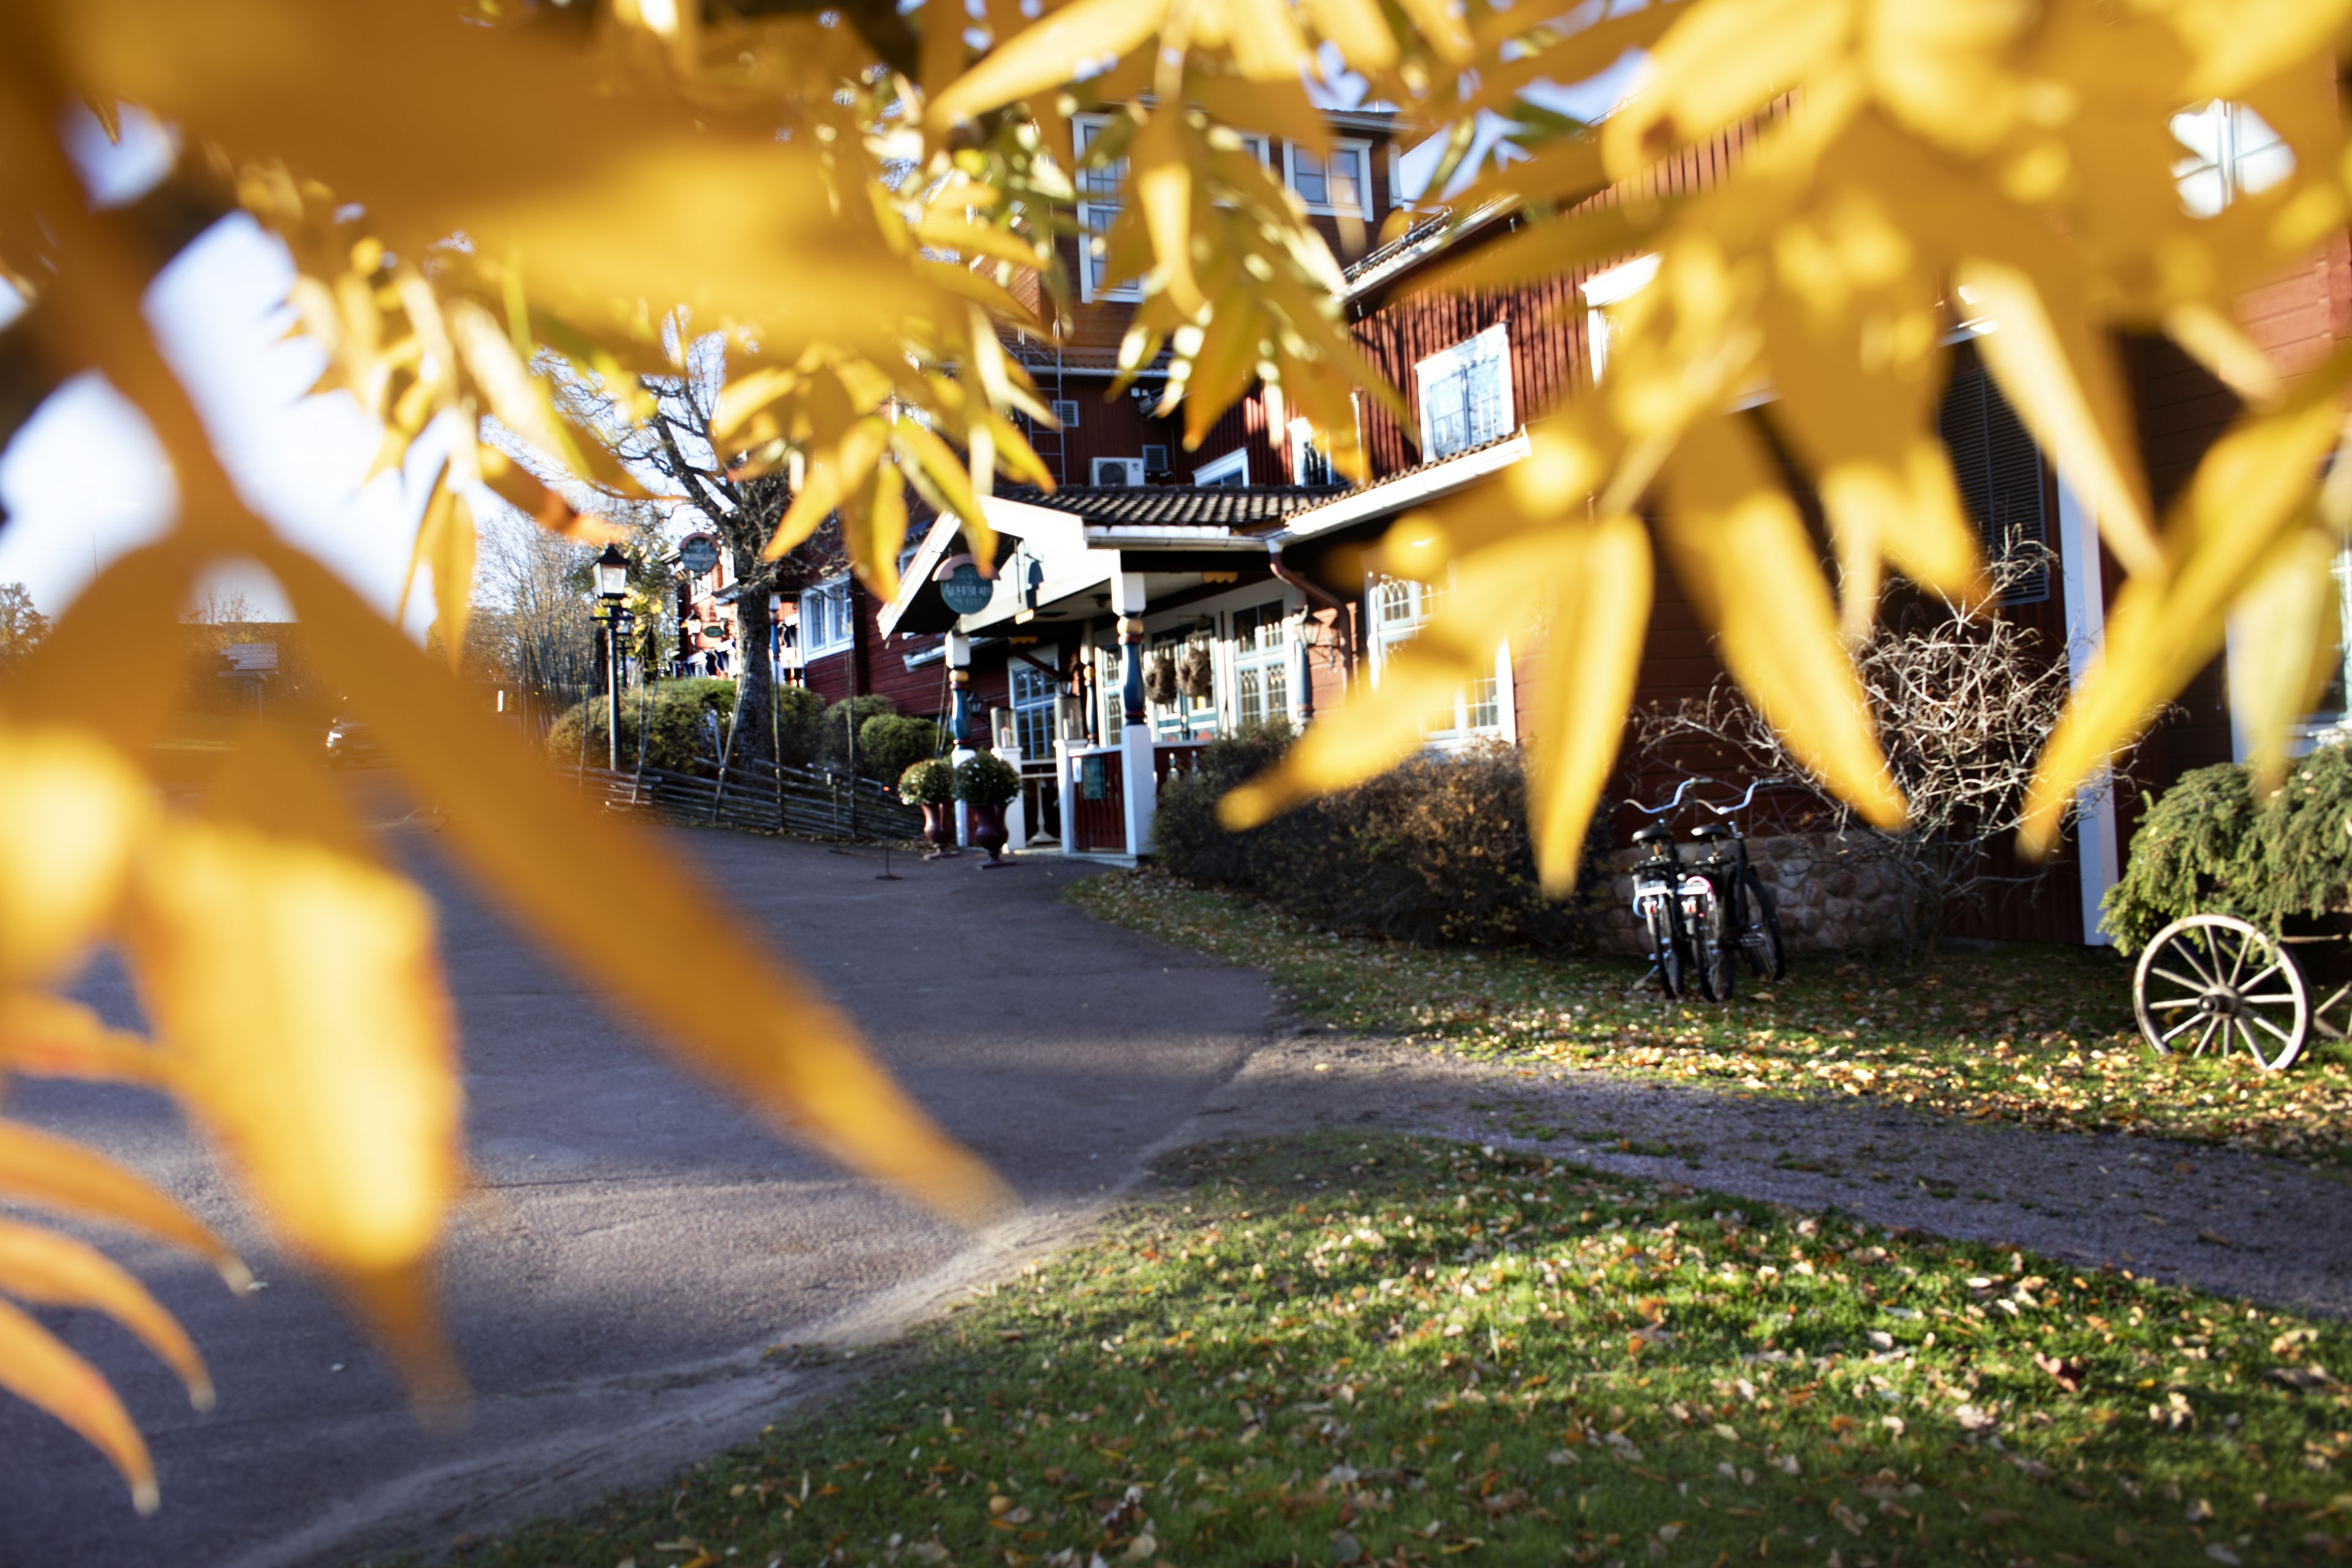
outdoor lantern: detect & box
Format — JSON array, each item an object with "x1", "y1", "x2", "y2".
[{"x1": 594, "y1": 543, "x2": 628, "y2": 603}]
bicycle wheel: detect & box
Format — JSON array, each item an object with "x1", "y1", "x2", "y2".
[
  {"x1": 1645, "y1": 897, "x2": 1686, "y2": 999},
  {"x1": 1741, "y1": 869, "x2": 1787, "y2": 981},
  {"x1": 2133, "y1": 915, "x2": 2309, "y2": 1072},
  {"x1": 1694, "y1": 886, "x2": 1735, "y2": 1003}
]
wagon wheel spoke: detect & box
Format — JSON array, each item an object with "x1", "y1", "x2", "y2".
[
  {"x1": 2147, "y1": 965, "x2": 2214, "y2": 995},
  {"x1": 2192, "y1": 1017, "x2": 2223, "y2": 1058},
  {"x1": 2234, "y1": 1019, "x2": 2267, "y2": 1063},
  {"x1": 2240, "y1": 992, "x2": 2302, "y2": 1005},
  {"x1": 2248, "y1": 1012, "x2": 2299, "y2": 1046},
  {"x1": 2237, "y1": 962, "x2": 2283, "y2": 994},
  {"x1": 2158, "y1": 1013, "x2": 2207, "y2": 1042},
  {"x1": 2223, "y1": 929, "x2": 2253, "y2": 987},
  {"x1": 2171, "y1": 937, "x2": 2220, "y2": 989},
  {"x1": 2147, "y1": 997, "x2": 2203, "y2": 1011}
]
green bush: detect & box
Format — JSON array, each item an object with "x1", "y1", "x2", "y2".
[
  {"x1": 547, "y1": 677, "x2": 739, "y2": 772},
  {"x1": 1153, "y1": 725, "x2": 1602, "y2": 951},
  {"x1": 773, "y1": 683, "x2": 827, "y2": 766},
  {"x1": 2103, "y1": 744, "x2": 2352, "y2": 950},
  {"x1": 859, "y1": 714, "x2": 942, "y2": 786},
  {"x1": 899, "y1": 758, "x2": 954, "y2": 806},
  {"x1": 954, "y1": 751, "x2": 1020, "y2": 807},
  {"x1": 820, "y1": 694, "x2": 899, "y2": 774}
]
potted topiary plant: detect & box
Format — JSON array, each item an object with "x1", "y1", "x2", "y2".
[
  {"x1": 900, "y1": 758, "x2": 959, "y2": 858},
  {"x1": 954, "y1": 752, "x2": 1022, "y2": 867}
]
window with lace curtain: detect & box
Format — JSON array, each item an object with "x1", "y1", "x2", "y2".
[
  {"x1": 1371, "y1": 575, "x2": 1506, "y2": 741},
  {"x1": 1231, "y1": 602, "x2": 1291, "y2": 731}
]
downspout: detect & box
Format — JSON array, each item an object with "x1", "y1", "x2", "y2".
[{"x1": 1269, "y1": 543, "x2": 1357, "y2": 716}]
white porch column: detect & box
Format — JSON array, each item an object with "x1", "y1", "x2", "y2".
[
  {"x1": 2057, "y1": 477, "x2": 2120, "y2": 944},
  {"x1": 1054, "y1": 736, "x2": 1077, "y2": 858},
  {"x1": 997, "y1": 739, "x2": 1028, "y2": 850},
  {"x1": 1112, "y1": 570, "x2": 1157, "y2": 857},
  {"x1": 946, "y1": 629, "x2": 974, "y2": 848}
]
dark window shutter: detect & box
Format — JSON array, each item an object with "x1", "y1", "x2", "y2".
[{"x1": 1936, "y1": 362, "x2": 2051, "y2": 603}]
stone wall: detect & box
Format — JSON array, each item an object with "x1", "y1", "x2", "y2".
[{"x1": 1599, "y1": 832, "x2": 1915, "y2": 957}]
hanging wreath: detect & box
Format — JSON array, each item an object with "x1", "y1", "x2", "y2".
[
  {"x1": 1177, "y1": 643, "x2": 1215, "y2": 701},
  {"x1": 1143, "y1": 653, "x2": 1179, "y2": 707}
]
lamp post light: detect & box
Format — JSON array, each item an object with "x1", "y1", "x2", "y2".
[{"x1": 594, "y1": 543, "x2": 628, "y2": 772}]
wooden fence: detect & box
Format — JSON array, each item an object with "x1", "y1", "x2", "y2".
[{"x1": 565, "y1": 758, "x2": 925, "y2": 842}]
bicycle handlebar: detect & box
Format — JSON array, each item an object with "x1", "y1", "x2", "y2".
[
  {"x1": 1626, "y1": 776, "x2": 1713, "y2": 817},
  {"x1": 1697, "y1": 776, "x2": 1789, "y2": 817}
]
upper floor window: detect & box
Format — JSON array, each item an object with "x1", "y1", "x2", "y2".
[
  {"x1": 1415, "y1": 325, "x2": 1514, "y2": 461},
  {"x1": 2171, "y1": 100, "x2": 2293, "y2": 217},
  {"x1": 1195, "y1": 448, "x2": 1249, "y2": 486},
  {"x1": 1371, "y1": 575, "x2": 1506, "y2": 740},
  {"x1": 800, "y1": 576, "x2": 855, "y2": 657},
  {"x1": 1074, "y1": 116, "x2": 1137, "y2": 304},
  {"x1": 1581, "y1": 253, "x2": 1659, "y2": 384},
  {"x1": 1286, "y1": 139, "x2": 1373, "y2": 219},
  {"x1": 1288, "y1": 419, "x2": 1333, "y2": 486}
]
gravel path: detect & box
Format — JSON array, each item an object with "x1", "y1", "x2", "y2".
[{"x1": 1173, "y1": 1022, "x2": 2352, "y2": 1317}]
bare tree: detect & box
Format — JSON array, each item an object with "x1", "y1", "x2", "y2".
[
  {"x1": 535, "y1": 327, "x2": 849, "y2": 767},
  {"x1": 0, "y1": 582, "x2": 48, "y2": 675},
  {"x1": 468, "y1": 502, "x2": 603, "y2": 732},
  {"x1": 1635, "y1": 549, "x2": 2124, "y2": 956}
]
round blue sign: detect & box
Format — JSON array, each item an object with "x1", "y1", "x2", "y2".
[{"x1": 937, "y1": 560, "x2": 993, "y2": 615}]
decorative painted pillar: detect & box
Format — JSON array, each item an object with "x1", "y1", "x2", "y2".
[
  {"x1": 947, "y1": 629, "x2": 974, "y2": 847},
  {"x1": 1111, "y1": 570, "x2": 1157, "y2": 857}
]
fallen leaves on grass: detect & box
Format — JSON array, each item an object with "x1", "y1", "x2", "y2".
[{"x1": 1069, "y1": 872, "x2": 2352, "y2": 1164}]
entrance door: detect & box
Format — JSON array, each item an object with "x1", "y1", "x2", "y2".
[{"x1": 1011, "y1": 655, "x2": 1062, "y2": 843}]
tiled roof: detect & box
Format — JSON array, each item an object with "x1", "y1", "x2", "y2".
[
  {"x1": 1281, "y1": 429, "x2": 1529, "y2": 524},
  {"x1": 995, "y1": 485, "x2": 1342, "y2": 530}
]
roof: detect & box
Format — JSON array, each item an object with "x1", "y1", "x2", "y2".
[
  {"x1": 1343, "y1": 197, "x2": 1523, "y2": 301},
  {"x1": 994, "y1": 484, "x2": 1341, "y2": 530},
  {"x1": 1273, "y1": 428, "x2": 1532, "y2": 543}
]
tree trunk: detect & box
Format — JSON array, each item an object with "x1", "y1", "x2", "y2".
[{"x1": 730, "y1": 544, "x2": 775, "y2": 766}]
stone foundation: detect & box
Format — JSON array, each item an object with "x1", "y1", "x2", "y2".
[{"x1": 1599, "y1": 833, "x2": 1914, "y2": 957}]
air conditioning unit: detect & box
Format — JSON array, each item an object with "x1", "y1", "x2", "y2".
[{"x1": 1091, "y1": 457, "x2": 1146, "y2": 487}]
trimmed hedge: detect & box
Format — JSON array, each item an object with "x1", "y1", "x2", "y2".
[
  {"x1": 1153, "y1": 725, "x2": 1601, "y2": 951},
  {"x1": 547, "y1": 677, "x2": 739, "y2": 772},
  {"x1": 2102, "y1": 744, "x2": 2352, "y2": 951},
  {"x1": 859, "y1": 714, "x2": 943, "y2": 786}
]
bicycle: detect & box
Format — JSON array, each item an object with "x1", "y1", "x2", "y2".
[
  {"x1": 1680, "y1": 778, "x2": 1790, "y2": 1002},
  {"x1": 1624, "y1": 778, "x2": 1703, "y2": 998}
]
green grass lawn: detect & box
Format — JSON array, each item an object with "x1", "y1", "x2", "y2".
[
  {"x1": 1066, "y1": 872, "x2": 2352, "y2": 1167},
  {"x1": 464, "y1": 1135, "x2": 2351, "y2": 1568}
]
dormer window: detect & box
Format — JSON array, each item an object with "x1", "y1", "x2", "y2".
[{"x1": 1286, "y1": 140, "x2": 1373, "y2": 219}]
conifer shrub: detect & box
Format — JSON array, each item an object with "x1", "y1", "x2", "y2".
[
  {"x1": 2103, "y1": 745, "x2": 2352, "y2": 950},
  {"x1": 1153, "y1": 725, "x2": 1602, "y2": 951},
  {"x1": 858, "y1": 714, "x2": 942, "y2": 786}
]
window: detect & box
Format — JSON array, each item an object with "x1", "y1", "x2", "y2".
[
  {"x1": 1011, "y1": 656, "x2": 1059, "y2": 761},
  {"x1": 1285, "y1": 139, "x2": 1373, "y2": 219},
  {"x1": 1096, "y1": 644, "x2": 1124, "y2": 742},
  {"x1": 799, "y1": 576, "x2": 855, "y2": 657},
  {"x1": 1581, "y1": 253, "x2": 1659, "y2": 384},
  {"x1": 1372, "y1": 575, "x2": 1507, "y2": 740},
  {"x1": 1288, "y1": 420, "x2": 1333, "y2": 486},
  {"x1": 1148, "y1": 630, "x2": 1216, "y2": 739},
  {"x1": 1231, "y1": 602, "x2": 1291, "y2": 731},
  {"x1": 1936, "y1": 362, "x2": 2051, "y2": 603},
  {"x1": 2171, "y1": 100, "x2": 2294, "y2": 217},
  {"x1": 1415, "y1": 326, "x2": 1514, "y2": 461},
  {"x1": 1074, "y1": 115, "x2": 1136, "y2": 303},
  {"x1": 1195, "y1": 449, "x2": 1249, "y2": 486}
]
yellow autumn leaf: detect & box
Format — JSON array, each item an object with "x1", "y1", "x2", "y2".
[
  {"x1": 1662, "y1": 415, "x2": 1906, "y2": 829},
  {"x1": 0, "y1": 993, "x2": 165, "y2": 1086},
  {"x1": 928, "y1": 0, "x2": 1174, "y2": 128},
  {"x1": 0, "y1": 723, "x2": 153, "y2": 987},
  {"x1": 2226, "y1": 524, "x2": 2345, "y2": 789},
  {"x1": 0, "y1": 1121, "x2": 246, "y2": 1288},
  {"x1": 1525, "y1": 515, "x2": 1654, "y2": 894},
  {"x1": 0, "y1": 1218, "x2": 211, "y2": 1409},
  {"x1": 0, "y1": 1295, "x2": 157, "y2": 1513}
]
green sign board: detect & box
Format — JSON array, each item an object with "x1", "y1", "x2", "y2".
[
  {"x1": 938, "y1": 560, "x2": 993, "y2": 615},
  {"x1": 1081, "y1": 755, "x2": 1108, "y2": 801}
]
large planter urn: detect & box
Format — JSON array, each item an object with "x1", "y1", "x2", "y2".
[
  {"x1": 920, "y1": 802, "x2": 960, "y2": 859},
  {"x1": 967, "y1": 800, "x2": 1012, "y2": 867}
]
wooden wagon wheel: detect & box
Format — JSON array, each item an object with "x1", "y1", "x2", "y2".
[{"x1": 2133, "y1": 915, "x2": 2309, "y2": 1072}]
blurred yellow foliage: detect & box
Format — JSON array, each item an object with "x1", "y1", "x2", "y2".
[{"x1": 0, "y1": 0, "x2": 2343, "y2": 1512}]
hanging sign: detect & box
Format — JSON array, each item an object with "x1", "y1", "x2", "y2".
[
  {"x1": 935, "y1": 554, "x2": 994, "y2": 615},
  {"x1": 679, "y1": 534, "x2": 720, "y2": 576}
]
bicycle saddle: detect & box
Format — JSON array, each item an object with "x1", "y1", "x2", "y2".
[
  {"x1": 1691, "y1": 823, "x2": 1731, "y2": 841},
  {"x1": 1631, "y1": 824, "x2": 1672, "y2": 845}
]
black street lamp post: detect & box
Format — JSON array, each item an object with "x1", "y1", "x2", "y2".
[{"x1": 594, "y1": 544, "x2": 629, "y2": 772}]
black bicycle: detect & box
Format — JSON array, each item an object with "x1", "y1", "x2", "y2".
[
  {"x1": 1681, "y1": 778, "x2": 1789, "y2": 1002},
  {"x1": 1625, "y1": 778, "x2": 1703, "y2": 998}
]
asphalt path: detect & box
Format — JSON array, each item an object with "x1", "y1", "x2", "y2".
[{"x1": 0, "y1": 813, "x2": 1273, "y2": 1567}]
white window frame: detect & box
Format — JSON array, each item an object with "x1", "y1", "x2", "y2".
[
  {"x1": 1229, "y1": 600, "x2": 1294, "y2": 732},
  {"x1": 1414, "y1": 325, "x2": 1515, "y2": 461},
  {"x1": 1368, "y1": 574, "x2": 1514, "y2": 745},
  {"x1": 1581, "y1": 253, "x2": 1659, "y2": 385},
  {"x1": 1284, "y1": 137, "x2": 1374, "y2": 219},
  {"x1": 1074, "y1": 113, "x2": 1138, "y2": 304},
  {"x1": 1194, "y1": 448, "x2": 1250, "y2": 486},
  {"x1": 1009, "y1": 651, "x2": 1060, "y2": 763},
  {"x1": 2171, "y1": 100, "x2": 2294, "y2": 218},
  {"x1": 799, "y1": 575, "x2": 855, "y2": 658}
]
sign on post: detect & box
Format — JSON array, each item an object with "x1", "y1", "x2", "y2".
[
  {"x1": 222, "y1": 643, "x2": 279, "y2": 672},
  {"x1": 679, "y1": 534, "x2": 720, "y2": 578},
  {"x1": 935, "y1": 555, "x2": 993, "y2": 616}
]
